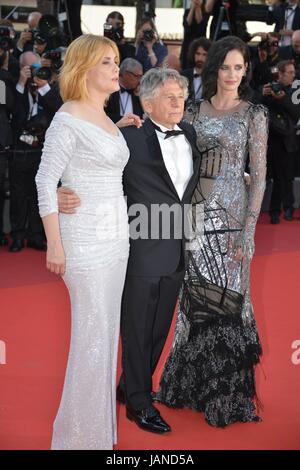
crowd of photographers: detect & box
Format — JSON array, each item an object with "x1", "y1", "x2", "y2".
[{"x1": 1, "y1": 2, "x2": 300, "y2": 252}]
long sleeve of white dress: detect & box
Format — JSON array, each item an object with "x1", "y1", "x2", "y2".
[{"x1": 35, "y1": 119, "x2": 76, "y2": 218}]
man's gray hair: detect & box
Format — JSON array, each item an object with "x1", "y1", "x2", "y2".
[
  {"x1": 139, "y1": 68, "x2": 188, "y2": 102},
  {"x1": 120, "y1": 58, "x2": 143, "y2": 74}
]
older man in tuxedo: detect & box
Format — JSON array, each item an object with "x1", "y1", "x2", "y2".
[{"x1": 57, "y1": 68, "x2": 201, "y2": 434}]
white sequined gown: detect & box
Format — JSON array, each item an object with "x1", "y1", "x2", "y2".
[{"x1": 35, "y1": 112, "x2": 130, "y2": 450}]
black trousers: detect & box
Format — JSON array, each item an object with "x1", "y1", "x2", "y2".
[
  {"x1": 0, "y1": 153, "x2": 7, "y2": 235},
  {"x1": 120, "y1": 259, "x2": 185, "y2": 411},
  {"x1": 9, "y1": 149, "x2": 44, "y2": 242},
  {"x1": 268, "y1": 135, "x2": 296, "y2": 214}
]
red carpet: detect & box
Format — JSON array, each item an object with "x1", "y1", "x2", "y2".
[{"x1": 0, "y1": 212, "x2": 300, "y2": 450}]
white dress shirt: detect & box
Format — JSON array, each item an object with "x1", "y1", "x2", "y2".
[
  {"x1": 16, "y1": 82, "x2": 51, "y2": 117},
  {"x1": 151, "y1": 119, "x2": 194, "y2": 200},
  {"x1": 281, "y1": 4, "x2": 297, "y2": 46},
  {"x1": 119, "y1": 90, "x2": 133, "y2": 116}
]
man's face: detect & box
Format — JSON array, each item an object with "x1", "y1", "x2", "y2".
[
  {"x1": 292, "y1": 37, "x2": 300, "y2": 55},
  {"x1": 121, "y1": 68, "x2": 143, "y2": 90},
  {"x1": 279, "y1": 64, "x2": 296, "y2": 86},
  {"x1": 194, "y1": 46, "x2": 208, "y2": 71},
  {"x1": 267, "y1": 36, "x2": 279, "y2": 56},
  {"x1": 142, "y1": 79, "x2": 185, "y2": 129}
]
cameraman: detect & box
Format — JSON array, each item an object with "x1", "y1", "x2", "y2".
[
  {"x1": 251, "y1": 33, "x2": 281, "y2": 89},
  {"x1": 280, "y1": 29, "x2": 300, "y2": 78},
  {"x1": 261, "y1": 60, "x2": 300, "y2": 223},
  {"x1": 104, "y1": 11, "x2": 135, "y2": 64},
  {"x1": 13, "y1": 11, "x2": 42, "y2": 60},
  {"x1": 9, "y1": 51, "x2": 62, "y2": 252},
  {"x1": 267, "y1": 0, "x2": 300, "y2": 47},
  {"x1": 135, "y1": 18, "x2": 168, "y2": 72}
]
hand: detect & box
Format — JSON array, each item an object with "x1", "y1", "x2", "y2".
[
  {"x1": 192, "y1": 0, "x2": 203, "y2": 7},
  {"x1": 116, "y1": 113, "x2": 143, "y2": 129},
  {"x1": 57, "y1": 186, "x2": 81, "y2": 214},
  {"x1": 262, "y1": 84, "x2": 273, "y2": 96},
  {"x1": 279, "y1": 29, "x2": 294, "y2": 37},
  {"x1": 17, "y1": 30, "x2": 32, "y2": 49},
  {"x1": 19, "y1": 65, "x2": 31, "y2": 86},
  {"x1": 46, "y1": 240, "x2": 66, "y2": 275},
  {"x1": 258, "y1": 48, "x2": 268, "y2": 63},
  {"x1": 234, "y1": 247, "x2": 244, "y2": 262},
  {"x1": 251, "y1": 32, "x2": 267, "y2": 40},
  {"x1": 41, "y1": 57, "x2": 52, "y2": 68},
  {"x1": 33, "y1": 76, "x2": 48, "y2": 88}
]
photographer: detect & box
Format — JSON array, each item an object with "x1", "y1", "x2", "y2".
[
  {"x1": 9, "y1": 51, "x2": 62, "y2": 252},
  {"x1": 251, "y1": 32, "x2": 281, "y2": 89},
  {"x1": 180, "y1": 0, "x2": 209, "y2": 70},
  {"x1": 13, "y1": 11, "x2": 42, "y2": 60},
  {"x1": 104, "y1": 11, "x2": 135, "y2": 64},
  {"x1": 135, "y1": 18, "x2": 168, "y2": 72},
  {"x1": 280, "y1": 29, "x2": 300, "y2": 78},
  {"x1": 261, "y1": 60, "x2": 300, "y2": 223},
  {"x1": 267, "y1": 0, "x2": 300, "y2": 47}
]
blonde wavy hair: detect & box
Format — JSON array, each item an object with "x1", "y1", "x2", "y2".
[{"x1": 59, "y1": 34, "x2": 119, "y2": 102}]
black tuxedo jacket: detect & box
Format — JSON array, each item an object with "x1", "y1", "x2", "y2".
[
  {"x1": 105, "y1": 90, "x2": 144, "y2": 123},
  {"x1": 267, "y1": 5, "x2": 300, "y2": 32},
  {"x1": 121, "y1": 118, "x2": 201, "y2": 277}
]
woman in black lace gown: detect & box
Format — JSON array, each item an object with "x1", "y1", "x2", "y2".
[{"x1": 156, "y1": 37, "x2": 268, "y2": 427}]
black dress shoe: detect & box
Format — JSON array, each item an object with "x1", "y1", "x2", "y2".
[
  {"x1": 9, "y1": 239, "x2": 25, "y2": 252},
  {"x1": 116, "y1": 386, "x2": 126, "y2": 404},
  {"x1": 27, "y1": 240, "x2": 47, "y2": 251},
  {"x1": 283, "y1": 208, "x2": 294, "y2": 221},
  {"x1": 0, "y1": 234, "x2": 8, "y2": 246},
  {"x1": 126, "y1": 404, "x2": 171, "y2": 434},
  {"x1": 270, "y1": 213, "x2": 280, "y2": 224}
]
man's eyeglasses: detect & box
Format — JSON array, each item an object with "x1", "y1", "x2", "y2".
[{"x1": 127, "y1": 71, "x2": 143, "y2": 79}]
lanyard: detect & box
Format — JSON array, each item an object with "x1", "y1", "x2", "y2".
[{"x1": 119, "y1": 91, "x2": 131, "y2": 116}]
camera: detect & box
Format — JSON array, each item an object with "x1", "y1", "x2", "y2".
[
  {"x1": 0, "y1": 26, "x2": 14, "y2": 52},
  {"x1": 103, "y1": 23, "x2": 124, "y2": 42},
  {"x1": 259, "y1": 38, "x2": 279, "y2": 52},
  {"x1": 30, "y1": 63, "x2": 52, "y2": 81},
  {"x1": 270, "y1": 81, "x2": 283, "y2": 95},
  {"x1": 19, "y1": 114, "x2": 49, "y2": 147},
  {"x1": 143, "y1": 29, "x2": 155, "y2": 42},
  {"x1": 43, "y1": 48, "x2": 63, "y2": 73}
]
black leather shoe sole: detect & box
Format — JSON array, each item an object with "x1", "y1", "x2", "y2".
[{"x1": 9, "y1": 240, "x2": 25, "y2": 252}]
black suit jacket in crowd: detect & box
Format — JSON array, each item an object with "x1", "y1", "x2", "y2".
[
  {"x1": 105, "y1": 90, "x2": 144, "y2": 123},
  {"x1": 121, "y1": 118, "x2": 201, "y2": 277},
  {"x1": 267, "y1": 4, "x2": 300, "y2": 32}
]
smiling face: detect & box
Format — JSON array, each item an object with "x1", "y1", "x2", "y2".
[
  {"x1": 86, "y1": 46, "x2": 120, "y2": 96},
  {"x1": 217, "y1": 49, "x2": 247, "y2": 96},
  {"x1": 142, "y1": 79, "x2": 185, "y2": 128}
]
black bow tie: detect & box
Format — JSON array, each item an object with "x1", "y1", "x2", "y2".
[
  {"x1": 152, "y1": 122, "x2": 185, "y2": 139},
  {"x1": 193, "y1": 73, "x2": 200, "y2": 78},
  {"x1": 120, "y1": 87, "x2": 133, "y2": 95},
  {"x1": 163, "y1": 129, "x2": 185, "y2": 139}
]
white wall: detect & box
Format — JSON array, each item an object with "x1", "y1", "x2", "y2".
[{"x1": 81, "y1": 5, "x2": 274, "y2": 41}]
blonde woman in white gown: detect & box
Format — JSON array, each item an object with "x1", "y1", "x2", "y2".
[{"x1": 36, "y1": 35, "x2": 131, "y2": 450}]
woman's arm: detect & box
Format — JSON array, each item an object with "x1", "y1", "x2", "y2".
[{"x1": 35, "y1": 120, "x2": 75, "y2": 275}]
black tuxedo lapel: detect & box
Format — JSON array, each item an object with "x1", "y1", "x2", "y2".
[
  {"x1": 293, "y1": 7, "x2": 300, "y2": 30},
  {"x1": 132, "y1": 94, "x2": 143, "y2": 118},
  {"x1": 143, "y1": 118, "x2": 181, "y2": 200}
]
